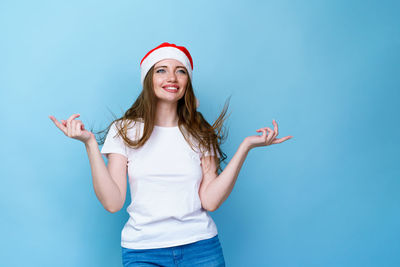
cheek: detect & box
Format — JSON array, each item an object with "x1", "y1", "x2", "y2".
[
  {"x1": 152, "y1": 76, "x2": 160, "y2": 85},
  {"x1": 152, "y1": 77, "x2": 164, "y2": 91},
  {"x1": 180, "y1": 77, "x2": 189, "y2": 88}
]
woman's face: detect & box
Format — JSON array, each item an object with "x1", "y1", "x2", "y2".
[{"x1": 152, "y1": 59, "x2": 188, "y2": 104}]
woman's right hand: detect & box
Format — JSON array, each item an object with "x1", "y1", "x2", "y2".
[{"x1": 49, "y1": 114, "x2": 96, "y2": 145}]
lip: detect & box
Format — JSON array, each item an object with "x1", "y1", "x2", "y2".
[
  {"x1": 162, "y1": 84, "x2": 179, "y2": 89},
  {"x1": 162, "y1": 87, "x2": 178, "y2": 93}
]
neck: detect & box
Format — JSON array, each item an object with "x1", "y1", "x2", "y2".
[{"x1": 154, "y1": 101, "x2": 179, "y2": 127}]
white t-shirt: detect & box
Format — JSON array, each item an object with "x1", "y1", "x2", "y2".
[{"x1": 100, "y1": 120, "x2": 220, "y2": 249}]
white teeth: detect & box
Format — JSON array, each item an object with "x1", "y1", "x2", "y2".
[{"x1": 165, "y1": 87, "x2": 178, "y2": 90}]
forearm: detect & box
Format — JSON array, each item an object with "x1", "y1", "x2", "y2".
[
  {"x1": 203, "y1": 140, "x2": 251, "y2": 211},
  {"x1": 85, "y1": 139, "x2": 123, "y2": 212}
]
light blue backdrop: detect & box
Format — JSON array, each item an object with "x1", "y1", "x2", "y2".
[{"x1": 1, "y1": 0, "x2": 399, "y2": 266}]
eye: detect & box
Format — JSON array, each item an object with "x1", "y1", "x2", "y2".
[
  {"x1": 178, "y1": 69, "x2": 186, "y2": 74},
  {"x1": 156, "y1": 69, "x2": 165, "y2": 73}
]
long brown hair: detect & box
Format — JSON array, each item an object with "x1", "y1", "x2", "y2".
[{"x1": 96, "y1": 65, "x2": 230, "y2": 173}]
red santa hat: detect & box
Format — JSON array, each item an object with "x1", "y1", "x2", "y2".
[{"x1": 140, "y1": 42, "x2": 193, "y2": 86}]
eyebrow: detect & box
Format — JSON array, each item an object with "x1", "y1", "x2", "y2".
[{"x1": 154, "y1": 65, "x2": 186, "y2": 70}]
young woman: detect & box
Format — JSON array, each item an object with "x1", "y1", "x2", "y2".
[{"x1": 49, "y1": 42, "x2": 293, "y2": 267}]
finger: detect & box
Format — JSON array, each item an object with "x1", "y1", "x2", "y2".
[
  {"x1": 74, "y1": 120, "x2": 83, "y2": 131},
  {"x1": 266, "y1": 126, "x2": 273, "y2": 131},
  {"x1": 67, "y1": 120, "x2": 73, "y2": 136},
  {"x1": 272, "y1": 135, "x2": 293, "y2": 144},
  {"x1": 72, "y1": 120, "x2": 82, "y2": 136},
  {"x1": 257, "y1": 128, "x2": 268, "y2": 140},
  {"x1": 272, "y1": 119, "x2": 279, "y2": 137},
  {"x1": 265, "y1": 126, "x2": 276, "y2": 139},
  {"x1": 256, "y1": 128, "x2": 265, "y2": 134},
  {"x1": 75, "y1": 121, "x2": 83, "y2": 134},
  {"x1": 266, "y1": 128, "x2": 274, "y2": 144},
  {"x1": 75, "y1": 121, "x2": 79, "y2": 134},
  {"x1": 71, "y1": 120, "x2": 77, "y2": 136},
  {"x1": 257, "y1": 127, "x2": 275, "y2": 143},
  {"x1": 258, "y1": 126, "x2": 274, "y2": 133},
  {"x1": 67, "y1": 114, "x2": 80, "y2": 124},
  {"x1": 66, "y1": 119, "x2": 71, "y2": 134},
  {"x1": 49, "y1": 115, "x2": 67, "y2": 133},
  {"x1": 68, "y1": 114, "x2": 81, "y2": 136}
]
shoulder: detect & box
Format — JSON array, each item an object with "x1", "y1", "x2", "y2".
[
  {"x1": 181, "y1": 128, "x2": 210, "y2": 156},
  {"x1": 111, "y1": 118, "x2": 143, "y2": 130},
  {"x1": 108, "y1": 119, "x2": 144, "y2": 140}
]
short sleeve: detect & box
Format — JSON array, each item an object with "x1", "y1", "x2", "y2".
[{"x1": 100, "y1": 122, "x2": 128, "y2": 159}]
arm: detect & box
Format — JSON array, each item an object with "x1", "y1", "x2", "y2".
[
  {"x1": 199, "y1": 119, "x2": 293, "y2": 212},
  {"x1": 49, "y1": 114, "x2": 127, "y2": 213},
  {"x1": 85, "y1": 139, "x2": 128, "y2": 213},
  {"x1": 199, "y1": 140, "x2": 250, "y2": 212}
]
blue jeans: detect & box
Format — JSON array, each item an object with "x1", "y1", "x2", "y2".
[{"x1": 121, "y1": 235, "x2": 225, "y2": 267}]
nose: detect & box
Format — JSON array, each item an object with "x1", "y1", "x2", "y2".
[{"x1": 167, "y1": 70, "x2": 177, "y2": 82}]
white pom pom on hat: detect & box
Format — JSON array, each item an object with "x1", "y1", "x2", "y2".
[{"x1": 140, "y1": 42, "x2": 194, "y2": 86}]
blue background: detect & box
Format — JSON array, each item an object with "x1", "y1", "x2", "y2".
[{"x1": 1, "y1": 0, "x2": 399, "y2": 266}]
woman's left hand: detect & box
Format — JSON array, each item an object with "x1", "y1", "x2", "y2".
[{"x1": 244, "y1": 120, "x2": 293, "y2": 150}]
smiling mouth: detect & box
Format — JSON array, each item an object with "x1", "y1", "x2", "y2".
[{"x1": 162, "y1": 86, "x2": 179, "y2": 93}]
